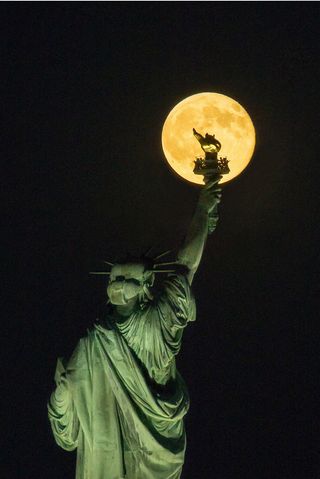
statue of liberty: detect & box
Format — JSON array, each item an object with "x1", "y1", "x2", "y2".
[{"x1": 48, "y1": 132, "x2": 223, "y2": 479}]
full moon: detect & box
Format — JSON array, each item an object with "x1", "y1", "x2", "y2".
[{"x1": 161, "y1": 92, "x2": 256, "y2": 184}]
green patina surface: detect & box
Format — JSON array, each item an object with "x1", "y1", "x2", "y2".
[
  {"x1": 48, "y1": 161, "x2": 222, "y2": 478},
  {"x1": 48, "y1": 274, "x2": 195, "y2": 479}
]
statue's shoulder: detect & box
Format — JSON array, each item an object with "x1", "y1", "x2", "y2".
[
  {"x1": 72, "y1": 322, "x2": 106, "y2": 348},
  {"x1": 83, "y1": 304, "x2": 116, "y2": 335},
  {"x1": 82, "y1": 322, "x2": 112, "y2": 342}
]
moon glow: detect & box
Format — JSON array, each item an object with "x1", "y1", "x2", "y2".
[{"x1": 161, "y1": 92, "x2": 256, "y2": 184}]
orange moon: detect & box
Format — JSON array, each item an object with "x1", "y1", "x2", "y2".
[{"x1": 161, "y1": 92, "x2": 256, "y2": 184}]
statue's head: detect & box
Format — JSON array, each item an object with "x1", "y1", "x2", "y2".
[
  {"x1": 107, "y1": 261, "x2": 155, "y2": 306},
  {"x1": 90, "y1": 251, "x2": 176, "y2": 310}
]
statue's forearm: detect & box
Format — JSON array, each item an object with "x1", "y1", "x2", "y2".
[
  {"x1": 177, "y1": 177, "x2": 221, "y2": 283},
  {"x1": 48, "y1": 377, "x2": 79, "y2": 451},
  {"x1": 177, "y1": 203, "x2": 209, "y2": 282}
]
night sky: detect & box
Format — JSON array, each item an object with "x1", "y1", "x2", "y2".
[{"x1": 3, "y1": 3, "x2": 320, "y2": 478}]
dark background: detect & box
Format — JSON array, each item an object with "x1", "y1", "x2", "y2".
[{"x1": 3, "y1": 3, "x2": 320, "y2": 478}]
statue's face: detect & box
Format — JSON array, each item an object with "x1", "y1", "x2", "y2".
[{"x1": 107, "y1": 263, "x2": 147, "y2": 306}]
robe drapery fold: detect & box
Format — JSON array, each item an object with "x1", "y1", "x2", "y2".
[{"x1": 48, "y1": 274, "x2": 196, "y2": 479}]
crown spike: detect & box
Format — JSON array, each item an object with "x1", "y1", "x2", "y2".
[
  {"x1": 103, "y1": 261, "x2": 114, "y2": 267},
  {"x1": 144, "y1": 245, "x2": 155, "y2": 258},
  {"x1": 154, "y1": 250, "x2": 172, "y2": 261},
  {"x1": 153, "y1": 261, "x2": 179, "y2": 267},
  {"x1": 89, "y1": 272, "x2": 111, "y2": 275}
]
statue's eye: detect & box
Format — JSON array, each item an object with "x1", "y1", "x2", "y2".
[
  {"x1": 115, "y1": 276, "x2": 125, "y2": 282},
  {"x1": 126, "y1": 278, "x2": 142, "y2": 286}
]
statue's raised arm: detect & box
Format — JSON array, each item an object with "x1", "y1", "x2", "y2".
[{"x1": 177, "y1": 176, "x2": 222, "y2": 285}]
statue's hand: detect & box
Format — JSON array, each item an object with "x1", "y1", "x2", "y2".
[{"x1": 198, "y1": 177, "x2": 222, "y2": 214}]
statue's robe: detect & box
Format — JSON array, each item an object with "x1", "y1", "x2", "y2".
[{"x1": 48, "y1": 274, "x2": 196, "y2": 479}]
